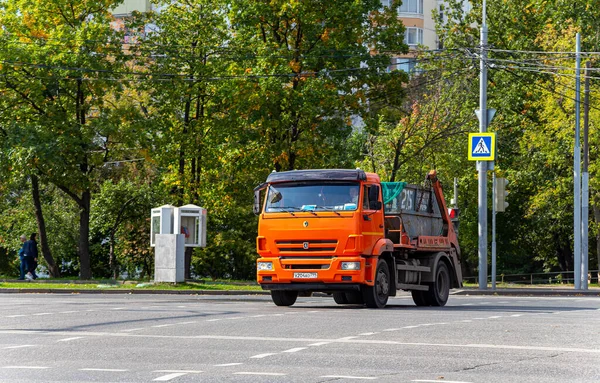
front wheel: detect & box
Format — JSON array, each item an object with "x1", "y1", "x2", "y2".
[
  {"x1": 361, "y1": 259, "x2": 390, "y2": 308},
  {"x1": 271, "y1": 290, "x2": 298, "y2": 306}
]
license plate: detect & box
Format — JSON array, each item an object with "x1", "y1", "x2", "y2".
[{"x1": 293, "y1": 272, "x2": 317, "y2": 279}]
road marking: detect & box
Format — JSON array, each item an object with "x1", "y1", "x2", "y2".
[
  {"x1": 3, "y1": 345, "x2": 35, "y2": 349},
  {"x1": 382, "y1": 328, "x2": 400, "y2": 332},
  {"x1": 153, "y1": 372, "x2": 187, "y2": 381},
  {"x1": 152, "y1": 324, "x2": 174, "y2": 328},
  {"x1": 5, "y1": 314, "x2": 27, "y2": 318},
  {"x1": 510, "y1": 314, "x2": 522, "y2": 317},
  {"x1": 214, "y1": 363, "x2": 243, "y2": 367},
  {"x1": 488, "y1": 316, "x2": 501, "y2": 319},
  {"x1": 2, "y1": 366, "x2": 50, "y2": 369},
  {"x1": 413, "y1": 380, "x2": 473, "y2": 383},
  {"x1": 461, "y1": 320, "x2": 472, "y2": 323},
  {"x1": 79, "y1": 368, "x2": 128, "y2": 372},
  {"x1": 152, "y1": 370, "x2": 202, "y2": 381},
  {"x1": 226, "y1": 317, "x2": 245, "y2": 320},
  {"x1": 283, "y1": 347, "x2": 307, "y2": 353},
  {"x1": 3, "y1": 330, "x2": 599, "y2": 354},
  {"x1": 309, "y1": 342, "x2": 330, "y2": 346},
  {"x1": 403, "y1": 325, "x2": 420, "y2": 328},
  {"x1": 250, "y1": 315, "x2": 266, "y2": 318},
  {"x1": 322, "y1": 375, "x2": 377, "y2": 380},
  {"x1": 250, "y1": 353, "x2": 277, "y2": 359},
  {"x1": 338, "y1": 336, "x2": 358, "y2": 340},
  {"x1": 121, "y1": 328, "x2": 145, "y2": 332},
  {"x1": 176, "y1": 321, "x2": 197, "y2": 325},
  {"x1": 177, "y1": 306, "x2": 186, "y2": 308},
  {"x1": 206, "y1": 319, "x2": 222, "y2": 322},
  {"x1": 234, "y1": 372, "x2": 286, "y2": 376},
  {"x1": 33, "y1": 312, "x2": 52, "y2": 316},
  {"x1": 110, "y1": 307, "x2": 126, "y2": 310},
  {"x1": 59, "y1": 311, "x2": 78, "y2": 314},
  {"x1": 359, "y1": 332, "x2": 377, "y2": 336},
  {"x1": 57, "y1": 337, "x2": 83, "y2": 342}
]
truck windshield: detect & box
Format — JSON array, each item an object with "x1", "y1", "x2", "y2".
[{"x1": 265, "y1": 183, "x2": 360, "y2": 213}]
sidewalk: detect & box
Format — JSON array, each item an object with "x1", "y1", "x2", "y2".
[{"x1": 453, "y1": 286, "x2": 600, "y2": 297}]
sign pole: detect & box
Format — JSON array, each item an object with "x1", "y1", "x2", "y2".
[
  {"x1": 477, "y1": 0, "x2": 489, "y2": 290},
  {"x1": 574, "y1": 33, "x2": 581, "y2": 290}
]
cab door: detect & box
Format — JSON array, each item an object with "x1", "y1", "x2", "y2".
[{"x1": 360, "y1": 184, "x2": 384, "y2": 254}]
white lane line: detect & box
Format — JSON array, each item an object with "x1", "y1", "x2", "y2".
[
  {"x1": 250, "y1": 315, "x2": 266, "y2": 318},
  {"x1": 153, "y1": 372, "x2": 187, "y2": 381},
  {"x1": 338, "y1": 336, "x2": 358, "y2": 340},
  {"x1": 359, "y1": 332, "x2": 377, "y2": 336},
  {"x1": 403, "y1": 325, "x2": 420, "y2": 328},
  {"x1": 59, "y1": 311, "x2": 78, "y2": 314},
  {"x1": 152, "y1": 324, "x2": 174, "y2": 328},
  {"x1": 226, "y1": 317, "x2": 245, "y2": 320},
  {"x1": 110, "y1": 307, "x2": 126, "y2": 310},
  {"x1": 177, "y1": 306, "x2": 186, "y2": 308},
  {"x1": 2, "y1": 366, "x2": 50, "y2": 369},
  {"x1": 250, "y1": 353, "x2": 277, "y2": 359},
  {"x1": 57, "y1": 337, "x2": 84, "y2": 342},
  {"x1": 510, "y1": 314, "x2": 523, "y2": 317},
  {"x1": 283, "y1": 347, "x2": 307, "y2": 353},
  {"x1": 214, "y1": 363, "x2": 244, "y2": 367},
  {"x1": 32, "y1": 313, "x2": 52, "y2": 316},
  {"x1": 322, "y1": 375, "x2": 377, "y2": 380},
  {"x1": 3, "y1": 345, "x2": 35, "y2": 349},
  {"x1": 206, "y1": 319, "x2": 222, "y2": 322},
  {"x1": 175, "y1": 321, "x2": 197, "y2": 325},
  {"x1": 154, "y1": 370, "x2": 203, "y2": 373},
  {"x1": 413, "y1": 380, "x2": 473, "y2": 383},
  {"x1": 487, "y1": 316, "x2": 502, "y2": 319},
  {"x1": 309, "y1": 342, "x2": 330, "y2": 346},
  {"x1": 79, "y1": 368, "x2": 128, "y2": 372},
  {"x1": 234, "y1": 372, "x2": 286, "y2": 376},
  {"x1": 5, "y1": 314, "x2": 27, "y2": 318},
  {"x1": 121, "y1": 328, "x2": 144, "y2": 332}
]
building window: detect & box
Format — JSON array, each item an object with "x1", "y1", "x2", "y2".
[
  {"x1": 394, "y1": 58, "x2": 417, "y2": 73},
  {"x1": 404, "y1": 27, "x2": 423, "y2": 46},
  {"x1": 399, "y1": 0, "x2": 423, "y2": 14},
  {"x1": 380, "y1": 0, "x2": 391, "y2": 8}
]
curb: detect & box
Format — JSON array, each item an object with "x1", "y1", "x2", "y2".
[
  {"x1": 452, "y1": 288, "x2": 600, "y2": 297},
  {"x1": 0, "y1": 289, "x2": 270, "y2": 295}
]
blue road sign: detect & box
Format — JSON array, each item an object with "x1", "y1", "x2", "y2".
[{"x1": 468, "y1": 133, "x2": 495, "y2": 161}]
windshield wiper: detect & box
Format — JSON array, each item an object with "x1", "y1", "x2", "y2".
[
  {"x1": 273, "y1": 206, "x2": 300, "y2": 216},
  {"x1": 314, "y1": 206, "x2": 341, "y2": 216}
]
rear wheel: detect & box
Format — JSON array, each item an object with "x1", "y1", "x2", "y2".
[
  {"x1": 425, "y1": 262, "x2": 450, "y2": 307},
  {"x1": 271, "y1": 290, "x2": 298, "y2": 306},
  {"x1": 411, "y1": 290, "x2": 429, "y2": 306},
  {"x1": 362, "y1": 259, "x2": 390, "y2": 308},
  {"x1": 333, "y1": 292, "x2": 349, "y2": 304}
]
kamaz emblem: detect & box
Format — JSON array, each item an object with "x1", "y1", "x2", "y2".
[
  {"x1": 303, "y1": 242, "x2": 309, "y2": 250},
  {"x1": 303, "y1": 221, "x2": 309, "y2": 227}
]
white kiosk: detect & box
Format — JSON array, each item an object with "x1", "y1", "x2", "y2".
[{"x1": 152, "y1": 204, "x2": 207, "y2": 283}]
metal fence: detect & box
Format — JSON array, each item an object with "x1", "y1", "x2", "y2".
[{"x1": 463, "y1": 270, "x2": 600, "y2": 285}]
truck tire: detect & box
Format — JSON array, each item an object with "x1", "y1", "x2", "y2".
[
  {"x1": 271, "y1": 290, "x2": 298, "y2": 306},
  {"x1": 333, "y1": 292, "x2": 349, "y2": 304},
  {"x1": 426, "y1": 261, "x2": 450, "y2": 306},
  {"x1": 361, "y1": 259, "x2": 390, "y2": 308},
  {"x1": 411, "y1": 290, "x2": 429, "y2": 306},
  {"x1": 345, "y1": 291, "x2": 364, "y2": 304}
]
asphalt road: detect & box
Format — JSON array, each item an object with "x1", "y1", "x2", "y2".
[{"x1": 1, "y1": 292, "x2": 599, "y2": 383}]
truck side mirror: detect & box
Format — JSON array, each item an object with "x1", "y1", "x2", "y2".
[
  {"x1": 368, "y1": 185, "x2": 381, "y2": 210},
  {"x1": 253, "y1": 183, "x2": 267, "y2": 215}
]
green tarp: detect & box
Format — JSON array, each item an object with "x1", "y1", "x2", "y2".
[{"x1": 381, "y1": 182, "x2": 407, "y2": 205}]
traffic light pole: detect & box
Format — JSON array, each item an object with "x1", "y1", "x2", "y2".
[{"x1": 492, "y1": 173, "x2": 497, "y2": 290}]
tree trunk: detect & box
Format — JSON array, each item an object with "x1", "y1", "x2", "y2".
[
  {"x1": 30, "y1": 175, "x2": 60, "y2": 277},
  {"x1": 109, "y1": 232, "x2": 117, "y2": 280},
  {"x1": 78, "y1": 190, "x2": 92, "y2": 280}
]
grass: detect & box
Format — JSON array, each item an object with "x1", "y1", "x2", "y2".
[{"x1": 0, "y1": 280, "x2": 263, "y2": 292}]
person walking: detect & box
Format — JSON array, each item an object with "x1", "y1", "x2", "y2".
[
  {"x1": 17, "y1": 234, "x2": 27, "y2": 280},
  {"x1": 23, "y1": 233, "x2": 39, "y2": 280}
]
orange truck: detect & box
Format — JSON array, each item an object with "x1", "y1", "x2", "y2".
[{"x1": 253, "y1": 169, "x2": 462, "y2": 308}]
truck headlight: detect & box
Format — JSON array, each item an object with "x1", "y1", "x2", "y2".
[
  {"x1": 341, "y1": 262, "x2": 361, "y2": 270},
  {"x1": 257, "y1": 262, "x2": 273, "y2": 271}
]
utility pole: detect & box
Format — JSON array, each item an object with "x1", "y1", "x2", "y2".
[
  {"x1": 492, "y1": 173, "x2": 497, "y2": 290},
  {"x1": 574, "y1": 33, "x2": 581, "y2": 290},
  {"x1": 582, "y1": 60, "x2": 590, "y2": 289},
  {"x1": 477, "y1": 0, "x2": 490, "y2": 290}
]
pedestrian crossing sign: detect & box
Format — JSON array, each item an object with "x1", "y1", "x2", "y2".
[{"x1": 468, "y1": 133, "x2": 495, "y2": 161}]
